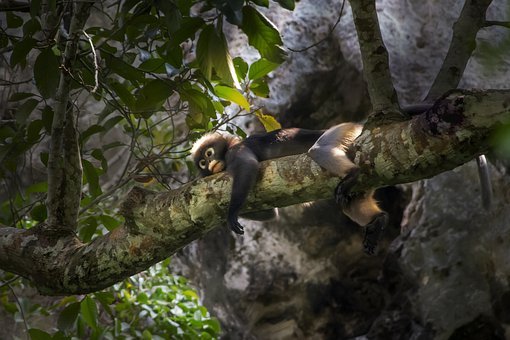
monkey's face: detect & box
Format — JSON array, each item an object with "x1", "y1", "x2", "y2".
[{"x1": 193, "y1": 139, "x2": 229, "y2": 176}]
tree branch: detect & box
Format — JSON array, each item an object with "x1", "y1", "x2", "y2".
[
  {"x1": 46, "y1": 1, "x2": 95, "y2": 231},
  {"x1": 0, "y1": 89, "x2": 509, "y2": 295},
  {"x1": 0, "y1": 1, "x2": 30, "y2": 12},
  {"x1": 425, "y1": 0, "x2": 493, "y2": 102},
  {"x1": 349, "y1": 0, "x2": 400, "y2": 115}
]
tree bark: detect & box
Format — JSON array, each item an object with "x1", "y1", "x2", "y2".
[{"x1": 0, "y1": 89, "x2": 508, "y2": 295}]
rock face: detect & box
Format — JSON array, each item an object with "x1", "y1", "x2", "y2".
[{"x1": 173, "y1": 0, "x2": 510, "y2": 339}]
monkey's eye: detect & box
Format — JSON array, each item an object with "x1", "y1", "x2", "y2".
[
  {"x1": 205, "y1": 148, "x2": 214, "y2": 158},
  {"x1": 199, "y1": 159, "x2": 206, "y2": 169}
]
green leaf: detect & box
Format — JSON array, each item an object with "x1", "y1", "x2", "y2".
[
  {"x1": 81, "y1": 125, "x2": 104, "y2": 144},
  {"x1": 161, "y1": 42, "x2": 183, "y2": 68},
  {"x1": 30, "y1": 203, "x2": 47, "y2": 222},
  {"x1": 214, "y1": 85, "x2": 250, "y2": 111},
  {"x1": 138, "y1": 58, "x2": 166, "y2": 73},
  {"x1": 57, "y1": 302, "x2": 80, "y2": 331},
  {"x1": 23, "y1": 18, "x2": 42, "y2": 37},
  {"x1": 11, "y1": 38, "x2": 36, "y2": 67},
  {"x1": 34, "y1": 49, "x2": 60, "y2": 99},
  {"x1": 216, "y1": 0, "x2": 244, "y2": 26},
  {"x1": 157, "y1": 1, "x2": 182, "y2": 33},
  {"x1": 82, "y1": 159, "x2": 102, "y2": 197},
  {"x1": 172, "y1": 17, "x2": 205, "y2": 45},
  {"x1": 110, "y1": 81, "x2": 135, "y2": 109},
  {"x1": 276, "y1": 0, "x2": 295, "y2": 10},
  {"x1": 30, "y1": 0, "x2": 42, "y2": 17},
  {"x1": 41, "y1": 106, "x2": 54, "y2": 134},
  {"x1": 28, "y1": 329, "x2": 53, "y2": 340},
  {"x1": 241, "y1": 7, "x2": 286, "y2": 63},
  {"x1": 233, "y1": 57, "x2": 248, "y2": 80},
  {"x1": 6, "y1": 12, "x2": 23, "y2": 28},
  {"x1": 255, "y1": 111, "x2": 281, "y2": 131},
  {"x1": 16, "y1": 98, "x2": 39, "y2": 125},
  {"x1": 27, "y1": 181, "x2": 48, "y2": 193},
  {"x1": 91, "y1": 148, "x2": 108, "y2": 171},
  {"x1": 142, "y1": 329, "x2": 152, "y2": 340},
  {"x1": 99, "y1": 215, "x2": 121, "y2": 231},
  {"x1": 79, "y1": 217, "x2": 98, "y2": 243},
  {"x1": 180, "y1": 88, "x2": 215, "y2": 120},
  {"x1": 40, "y1": 152, "x2": 48, "y2": 166},
  {"x1": 9, "y1": 92, "x2": 36, "y2": 102},
  {"x1": 101, "y1": 116, "x2": 124, "y2": 135},
  {"x1": 196, "y1": 25, "x2": 239, "y2": 87},
  {"x1": 80, "y1": 296, "x2": 98, "y2": 330},
  {"x1": 105, "y1": 54, "x2": 144, "y2": 83},
  {"x1": 204, "y1": 319, "x2": 221, "y2": 334},
  {"x1": 0, "y1": 31, "x2": 7, "y2": 48},
  {"x1": 248, "y1": 58, "x2": 279, "y2": 80},
  {"x1": 27, "y1": 119, "x2": 44, "y2": 143},
  {"x1": 250, "y1": 78, "x2": 269, "y2": 97},
  {"x1": 252, "y1": 0, "x2": 269, "y2": 7},
  {"x1": 134, "y1": 79, "x2": 175, "y2": 113}
]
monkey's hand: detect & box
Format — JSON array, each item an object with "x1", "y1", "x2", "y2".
[
  {"x1": 363, "y1": 213, "x2": 388, "y2": 255},
  {"x1": 228, "y1": 217, "x2": 244, "y2": 235}
]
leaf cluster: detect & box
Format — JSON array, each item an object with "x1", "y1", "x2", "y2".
[{"x1": 1, "y1": 260, "x2": 220, "y2": 339}]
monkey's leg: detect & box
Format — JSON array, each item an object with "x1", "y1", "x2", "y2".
[{"x1": 336, "y1": 169, "x2": 387, "y2": 255}]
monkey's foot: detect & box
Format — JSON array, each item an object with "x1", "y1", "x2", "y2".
[
  {"x1": 334, "y1": 168, "x2": 360, "y2": 208},
  {"x1": 363, "y1": 213, "x2": 388, "y2": 255},
  {"x1": 228, "y1": 219, "x2": 245, "y2": 235}
]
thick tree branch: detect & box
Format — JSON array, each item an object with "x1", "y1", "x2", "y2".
[
  {"x1": 349, "y1": 0, "x2": 400, "y2": 115},
  {"x1": 0, "y1": 89, "x2": 509, "y2": 295},
  {"x1": 46, "y1": 1, "x2": 95, "y2": 231},
  {"x1": 425, "y1": 0, "x2": 493, "y2": 102}
]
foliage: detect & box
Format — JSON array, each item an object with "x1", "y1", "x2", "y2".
[
  {"x1": 0, "y1": 0, "x2": 291, "y2": 230},
  {"x1": 0, "y1": 260, "x2": 220, "y2": 339},
  {"x1": 0, "y1": 0, "x2": 296, "y2": 337}
]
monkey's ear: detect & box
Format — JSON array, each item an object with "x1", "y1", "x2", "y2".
[{"x1": 191, "y1": 133, "x2": 223, "y2": 158}]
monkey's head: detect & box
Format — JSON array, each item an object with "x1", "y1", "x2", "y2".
[{"x1": 191, "y1": 133, "x2": 240, "y2": 176}]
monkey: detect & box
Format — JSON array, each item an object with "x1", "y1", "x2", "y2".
[
  {"x1": 307, "y1": 123, "x2": 386, "y2": 254},
  {"x1": 191, "y1": 124, "x2": 386, "y2": 255},
  {"x1": 191, "y1": 105, "x2": 493, "y2": 255},
  {"x1": 191, "y1": 128, "x2": 325, "y2": 230}
]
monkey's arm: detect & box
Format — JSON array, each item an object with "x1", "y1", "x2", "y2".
[{"x1": 225, "y1": 145, "x2": 260, "y2": 235}]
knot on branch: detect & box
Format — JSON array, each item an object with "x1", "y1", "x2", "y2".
[
  {"x1": 426, "y1": 90, "x2": 466, "y2": 135},
  {"x1": 120, "y1": 186, "x2": 151, "y2": 234}
]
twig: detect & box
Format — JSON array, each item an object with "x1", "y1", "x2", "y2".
[
  {"x1": 425, "y1": 0, "x2": 493, "y2": 101},
  {"x1": 287, "y1": 0, "x2": 346, "y2": 53},
  {"x1": 82, "y1": 30, "x2": 99, "y2": 93},
  {"x1": 484, "y1": 20, "x2": 510, "y2": 29},
  {"x1": 8, "y1": 283, "x2": 29, "y2": 340}
]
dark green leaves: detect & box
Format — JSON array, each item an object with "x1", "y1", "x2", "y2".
[
  {"x1": 134, "y1": 79, "x2": 175, "y2": 113},
  {"x1": 11, "y1": 37, "x2": 36, "y2": 67},
  {"x1": 82, "y1": 159, "x2": 102, "y2": 198},
  {"x1": 276, "y1": 0, "x2": 296, "y2": 10},
  {"x1": 248, "y1": 58, "x2": 279, "y2": 80},
  {"x1": 34, "y1": 48, "x2": 60, "y2": 99},
  {"x1": 80, "y1": 296, "x2": 98, "y2": 330},
  {"x1": 196, "y1": 25, "x2": 238, "y2": 87},
  {"x1": 58, "y1": 302, "x2": 80, "y2": 332},
  {"x1": 241, "y1": 6, "x2": 286, "y2": 63}
]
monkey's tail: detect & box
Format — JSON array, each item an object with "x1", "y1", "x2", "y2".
[{"x1": 476, "y1": 155, "x2": 493, "y2": 210}]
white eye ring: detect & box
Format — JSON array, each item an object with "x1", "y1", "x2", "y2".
[
  {"x1": 199, "y1": 159, "x2": 206, "y2": 169},
  {"x1": 205, "y1": 147, "x2": 214, "y2": 158}
]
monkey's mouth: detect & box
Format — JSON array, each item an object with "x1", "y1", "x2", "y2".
[{"x1": 209, "y1": 160, "x2": 225, "y2": 173}]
